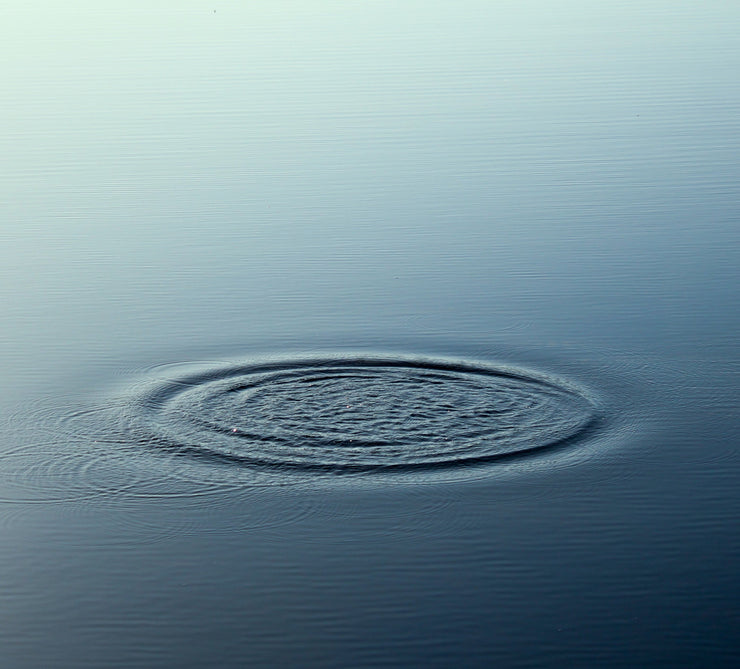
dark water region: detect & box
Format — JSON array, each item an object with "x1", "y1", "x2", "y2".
[{"x1": 2, "y1": 1, "x2": 740, "y2": 667}]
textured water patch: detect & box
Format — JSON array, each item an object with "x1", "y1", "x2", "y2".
[{"x1": 112, "y1": 356, "x2": 599, "y2": 473}]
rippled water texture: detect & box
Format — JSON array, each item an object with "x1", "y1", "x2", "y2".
[
  {"x1": 3, "y1": 1, "x2": 739, "y2": 665},
  {"x1": 109, "y1": 356, "x2": 598, "y2": 474}
]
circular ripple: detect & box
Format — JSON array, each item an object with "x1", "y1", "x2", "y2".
[{"x1": 113, "y1": 356, "x2": 599, "y2": 474}]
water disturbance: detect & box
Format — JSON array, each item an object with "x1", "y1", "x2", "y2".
[{"x1": 109, "y1": 356, "x2": 599, "y2": 474}]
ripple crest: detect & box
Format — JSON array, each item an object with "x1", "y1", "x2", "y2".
[{"x1": 116, "y1": 356, "x2": 599, "y2": 474}]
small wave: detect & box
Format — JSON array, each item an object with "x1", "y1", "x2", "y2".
[
  {"x1": 110, "y1": 355, "x2": 599, "y2": 474},
  {"x1": 1, "y1": 354, "x2": 609, "y2": 505}
]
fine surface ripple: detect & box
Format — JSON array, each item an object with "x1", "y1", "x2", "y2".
[{"x1": 112, "y1": 355, "x2": 599, "y2": 474}]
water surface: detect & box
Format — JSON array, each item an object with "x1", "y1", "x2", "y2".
[{"x1": 1, "y1": 2, "x2": 739, "y2": 667}]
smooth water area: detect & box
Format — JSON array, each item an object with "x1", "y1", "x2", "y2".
[{"x1": 2, "y1": 2, "x2": 739, "y2": 667}]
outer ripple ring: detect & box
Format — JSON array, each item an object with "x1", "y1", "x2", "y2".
[{"x1": 113, "y1": 356, "x2": 600, "y2": 474}]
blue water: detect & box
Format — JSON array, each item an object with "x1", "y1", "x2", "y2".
[{"x1": 1, "y1": 2, "x2": 739, "y2": 667}]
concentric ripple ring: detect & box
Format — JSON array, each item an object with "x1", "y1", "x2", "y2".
[{"x1": 114, "y1": 356, "x2": 600, "y2": 473}]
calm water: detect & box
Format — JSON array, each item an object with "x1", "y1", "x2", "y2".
[{"x1": 2, "y1": 2, "x2": 739, "y2": 667}]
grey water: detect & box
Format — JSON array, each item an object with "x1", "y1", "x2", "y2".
[{"x1": 2, "y1": 2, "x2": 739, "y2": 667}]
